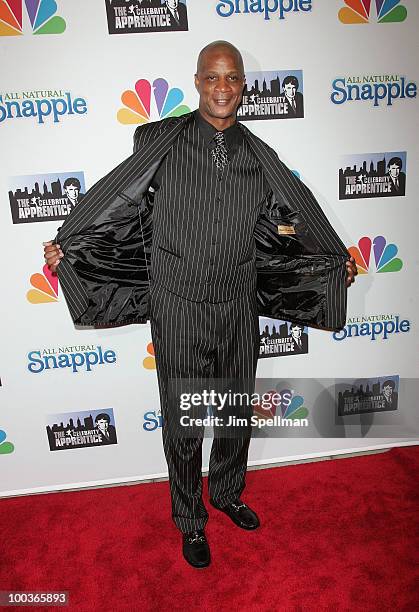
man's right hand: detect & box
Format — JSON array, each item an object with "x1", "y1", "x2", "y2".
[{"x1": 43, "y1": 241, "x2": 64, "y2": 273}]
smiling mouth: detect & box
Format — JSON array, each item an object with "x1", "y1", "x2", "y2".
[{"x1": 214, "y1": 99, "x2": 231, "y2": 105}]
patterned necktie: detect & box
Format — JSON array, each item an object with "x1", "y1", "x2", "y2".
[{"x1": 211, "y1": 131, "x2": 229, "y2": 171}]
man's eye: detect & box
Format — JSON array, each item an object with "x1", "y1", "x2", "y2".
[
  {"x1": 229, "y1": 76, "x2": 239, "y2": 81},
  {"x1": 207, "y1": 76, "x2": 217, "y2": 81}
]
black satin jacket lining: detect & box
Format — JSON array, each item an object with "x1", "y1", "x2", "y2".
[{"x1": 60, "y1": 166, "x2": 346, "y2": 328}]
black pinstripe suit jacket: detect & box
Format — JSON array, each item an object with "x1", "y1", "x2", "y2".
[{"x1": 55, "y1": 112, "x2": 348, "y2": 330}]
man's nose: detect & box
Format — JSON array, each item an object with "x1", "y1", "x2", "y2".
[{"x1": 215, "y1": 78, "x2": 232, "y2": 92}]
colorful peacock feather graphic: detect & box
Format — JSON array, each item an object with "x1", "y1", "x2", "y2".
[
  {"x1": 339, "y1": 0, "x2": 407, "y2": 24},
  {"x1": 118, "y1": 78, "x2": 191, "y2": 125},
  {"x1": 0, "y1": 0, "x2": 66, "y2": 36},
  {"x1": 253, "y1": 389, "x2": 308, "y2": 422},
  {"x1": 0, "y1": 429, "x2": 15, "y2": 454},
  {"x1": 282, "y1": 395, "x2": 309, "y2": 420},
  {"x1": 348, "y1": 236, "x2": 403, "y2": 274},
  {"x1": 27, "y1": 264, "x2": 59, "y2": 303},
  {"x1": 142, "y1": 342, "x2": 156, "y2": 370}
]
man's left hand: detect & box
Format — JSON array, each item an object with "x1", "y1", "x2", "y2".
[{"x1": 346, "y1": 256, "x2": 358, "y2": 287}]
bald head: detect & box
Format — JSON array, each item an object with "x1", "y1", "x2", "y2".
[
  {"x1": 194, "y1": 40, "x2": 245, "y2": 130},
  {"x1": 196, "y1": 41, "x2": 245, "y2": 76}
]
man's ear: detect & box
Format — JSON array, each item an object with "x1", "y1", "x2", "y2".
[{"x1": 194, "y1": 73, "x2": 199, "y2": 93}]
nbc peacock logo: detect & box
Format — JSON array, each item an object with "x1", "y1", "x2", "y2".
[
  {"x1": 339, "y1": 0, "x2": 407, "y2": 24},
  {"x1": 348, "y1": 236, "x2": 403, "y2": 274},
  {"x1": 26, "y1": 264, "x2": 58, "y2": 303},
  {"x1": 254, "y1": 388, "x2": 309, "y2": 422},
  {"x1": 0, "y1": 0, "x2": 66, "y2": 36},
  {"x1": 117, "y1": 78, "x2": 191, "y2": 125},
  {"x1": 142, "y1": 342, "x2": 156, "y2": 370},
  {"x1": 0, "y1": 429, "x2": 14, "y2": 454}
]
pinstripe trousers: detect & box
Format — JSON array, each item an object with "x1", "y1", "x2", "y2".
[{"x1": 150, "y1": 283, "x2": 260, "y2": 533}]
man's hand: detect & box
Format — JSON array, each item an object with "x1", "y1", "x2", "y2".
[
  {"x1": 346, "y1": 256, "x2": 358, "y2": 287},
  {"x1": 43, "y1": 241, "x2": 64, "y2": 273}
]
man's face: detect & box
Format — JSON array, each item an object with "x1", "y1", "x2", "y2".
[
  {"x1": 65, "y1": 184, "x2": 79, "y2": 202},
  {"x1": 96, "y1": 419, "x2": 109, "y2": 432},
  {"x1": 388, "y1": 164, "x2": 400, "y2": 179},
  {"x1": 383, "y1": 385, "x2": 393, "y2": 401},
  {"x1": 195, "y1": 48, "x2": 245, "y2": 127},
  {"x1": 291, "y1": 326, "x2": 302, "y2": 340},
  {"x1": 167, "y1": 0, "x2": 178, "y2": 9},
  {"x1": 284, "y1": 83, "x2": 296, "y2": 99}
]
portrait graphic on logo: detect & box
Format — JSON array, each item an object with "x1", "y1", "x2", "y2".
[
  {"x1": 285, "y1": 322, "x2": 308, "y2": 353},
  {"x1": 281, "y1": 75, "x2": 304, "y2": 118},
  {"x1": 162, "y1": 0, "x2": 188, "y2": 30},
  {"x1": 95, "y1": 412, "x2": 118, "y2": 445},
  {"x1": 381, "y1": 379, "x2": 398, "y2": 410},
  {"x1": 386, "y1": 157, "x2": 406, "y2": 196},
  {"x1": 63, "y1": 177, "x2": 84, "y2": 209}
]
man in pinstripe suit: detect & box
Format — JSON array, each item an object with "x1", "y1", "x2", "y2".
[{"x1": 45, "y1": 41, "x2": 357, "y2": 568}]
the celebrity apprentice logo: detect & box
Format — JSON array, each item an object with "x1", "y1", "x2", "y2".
[
  {"x1": 337, "y1": 375, "x2": 399, "y2": 415},
  {"x1": 259, "y1": 318, "x2": 309, "y2": 358},
  {"x1": 238, "y1": 70, "x2": 304, "y2": 121},
  {"x1": 117, "y1": 77, "x2": 190, "y2": 125},
  {"x1": 105, "y1": 0, "x2": 189, "y2": 34},
  {"x1": 46, "y1": 409, "x2": 118, "y2": 451},
  {"x1": 9, "y1": 171, "x2": 85, "y2": 224},
  {"x1": 339, "y1": 152, "x2": 407, "y2": 200}
]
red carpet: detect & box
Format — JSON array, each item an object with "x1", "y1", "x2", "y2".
[{"x1": 1, "y1": 446, "x2": 418, "y2": 611}]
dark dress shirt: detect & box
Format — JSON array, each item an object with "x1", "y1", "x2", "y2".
[{"x1": 149, "y1": 110, "x2": 272, "y2": 302}]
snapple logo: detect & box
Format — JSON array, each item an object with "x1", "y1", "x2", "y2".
[
  {"x1": 331, "y1": 75, "x2": 416, "y2": 107},
  {"x1": 27, "y1": 346, "x2": 117, "y2": 374},
  {"x1": 333, "y1": 315, "x2": 410, "y2": 341},
  {"x1": 0, "y1": 91, "x2": 88, "y2": 125},
  {"x1": 143, "y1": 410, "x2": 163, "y2": 431},
  {"x1": 216, "y1": 0, "x2": 312, "y2": 21}
]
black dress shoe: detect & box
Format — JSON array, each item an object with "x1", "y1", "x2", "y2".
[
  {"x1": 210, "y1": 499, "x2": 260, "y2": 530},
  {"x1": 182, "y1": 530, "x2": 210, "y2": 568}
]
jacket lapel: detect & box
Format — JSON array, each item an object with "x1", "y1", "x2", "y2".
[
  {"x1": 58, "y1": 114, "x2": 192, "y2": 241},
  {"x1": 242, "y1": 125, "x2": 348, "y2": 256}
]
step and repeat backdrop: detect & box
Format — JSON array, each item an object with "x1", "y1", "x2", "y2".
[{"x1": 1, "y1": 0, "x2": 418, "y2": 496}]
